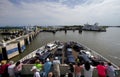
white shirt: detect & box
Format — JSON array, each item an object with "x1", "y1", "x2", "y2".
[
  {"x1": 53, "y1": 60, "x2": 60, "y2": 71},
  {"x1": 83, "y1": 65, "x2": 94, "y2": 77},
  {"x1": 8, "y1": 64, "x2": 15, "y2": 76},
  {"x1": 34, "y1": 71, "x2": 41, "y2": 77},
  {"x1": 106, "y1": 65, "x2": 115, "y2": 77}
]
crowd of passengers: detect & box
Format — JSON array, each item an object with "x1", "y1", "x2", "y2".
[{"x1": 0, "y1": 56, "x2": 117, "y2": 77}]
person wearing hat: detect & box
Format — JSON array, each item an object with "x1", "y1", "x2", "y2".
[
  {"x1": 53, "y1": 57, "x2": 60, "y2": 64},
  {"x1": 31, "y1": 66, "x2": 41, "y2": 77},
  {"x1": 44, "y1": 58, "x2": 52, "y2": 77},
  {"x1": 53, "y1": 57, "x2": 61, "y2": 77}
]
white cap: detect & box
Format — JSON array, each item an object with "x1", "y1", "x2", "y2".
[
  {"x1": 46, "y1": 58, "x2": 50, "y2": 61},
  {"x1": 91, "y1": 55, "x2": 94, "y2": 58},
  {"x1": 55, "y1": 57, "x2": 58, "y2": 60},
  {"x1": 31, "y1": 66, "x2": 37, "y2": 71}
]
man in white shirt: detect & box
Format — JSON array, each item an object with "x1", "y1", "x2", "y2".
[{"x1": 53, "y1": 57, "x2": 60, "y2": 77}]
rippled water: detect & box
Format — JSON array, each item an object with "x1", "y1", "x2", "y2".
[{"x1": 10, "y1": 27, "x2": 120, "y2": 66}]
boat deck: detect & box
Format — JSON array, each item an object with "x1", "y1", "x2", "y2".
[{"x1": 19, "y1": 41, "x2": 120, "y2": 77}]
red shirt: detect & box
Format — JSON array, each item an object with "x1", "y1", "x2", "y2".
[
  {"x1": 0, "y1": 64, "x2": 10, "y2": 74},
  {"x1": 97, "y1": 65, "x2": 106, "y2": 77},
  {"x1": 74, "y1": 65, "x2": 82, "y2": 74}
]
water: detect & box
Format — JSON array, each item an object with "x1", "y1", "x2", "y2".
[{"x1": 9, "y1": 27, "x2": 120, "y2": 66}]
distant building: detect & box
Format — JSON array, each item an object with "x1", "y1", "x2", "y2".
[{"x1": 82, "y1": 23, "x2": 106, "y2": 31}]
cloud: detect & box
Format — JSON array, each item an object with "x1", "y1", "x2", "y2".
[{"x1": 0, "y1": 0, "x2": 120, "y2": 26}]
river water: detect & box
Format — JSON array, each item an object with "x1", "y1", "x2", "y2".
[{"x1": 9, "y1": 27, "x2": 120, "y2": 66}]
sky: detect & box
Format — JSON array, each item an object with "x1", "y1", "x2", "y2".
[{"x1": 0, "y1": 0, "x2": 120, "y2": 26}]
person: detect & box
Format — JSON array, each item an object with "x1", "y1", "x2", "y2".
[
  {"x1": 90, "y1": 56, "x2": 99, "y2": 66},
  {"x1": 68, "y1": 63, "x2": 74, "y2": 77},
  {"x1": 53, "y1": 57, "x2": 60, "y2": 77},
  {"x1": 0, "y1": 60, "x2": 10, "y2": 77},
  {"x1": 83, "y1": 61, "x2": 94, "y2": 77},
  {"x1": 44, "y1": 58, "x2": 52, "y2": 77},
  {"x1": 76, "y1": 56, "x2": 80, "y2": 63},
  {"x1": 74, "y1": 63, "x2": 82, "y2": 77},
  {"x1": 31, "y1": 66, "x2": 41, "y2": 77},
  {"x1": 68, "y1": 73, "x2": 73, "y2": 77},
  {"x1": 34, "y1": 59, "x2": 43, "y2": 71},
  {"x1": 48, "y1": 72, "x2": 54, "y2": 77},
  {"x1": 96, "y1": 62, "x2": 106, "y2": 77},
  {"x1": 0, "y1": 63, "x2": 1, "y2": 77},
  {"x1": 106, "y1": 62, "x2": 115, "y2": 77},
  {"x1": 53, "y1": 57, "x2": 61, "y2": 64},
  {"x1": 14, "y1": 61, "x2": 22, "y2": 77},
  {"x1": 8, "y1": 61, "x2": 15, "y2": 77}
]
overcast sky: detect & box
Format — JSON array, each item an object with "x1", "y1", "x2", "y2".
[{"x1": 0, "y1": 0, "x2": 120, "y2": 26}]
